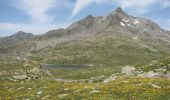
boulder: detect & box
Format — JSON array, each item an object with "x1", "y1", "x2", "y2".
[
  {"x1": 103, "y1": 75, "x2": 116, "y2": 83},
  {"x1": 90, "y1": 90, "x2": 101, "y2": 94},
  {"x1": 13, "y1": 75, "x2": 27, "y2": 80},
  {"x1": 121, "y1": 66, "x2": 136, "y2": 76},
  {"x1": 57, "y1": 94, "x2": 69, "y2": 98},
  {"x1": 30, "y1": 67, "x2": 40, "y2": 74}
]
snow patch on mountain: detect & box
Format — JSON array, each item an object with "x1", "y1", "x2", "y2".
[
  {"x1": 133, "y1": 19, "x2": 140, "y2": 24},
  {"x1": 122, "y1": 18, "x2": 129, "y2": 22},
  {"x1": 127, "y1": 24, "x2": 131, "y2": 27},
  {"x1": 120, "y1": 22, "x2": 125, "y2": 26}
]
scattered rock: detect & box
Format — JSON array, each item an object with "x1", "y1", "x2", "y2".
[
  {"x1": 57, "y1": 94, "x2": 69, "y2": 98},
  {"x1": 18, "y1": 87, "x2": 24, "y2": 90},
  {"x1": 37, "y1": 91, "x2": 43, "y2": 95},
  {"x1": 28, "y1": 88, "x2": 32, "y2": 90},
  {"x1": 64, "y1": 88, "x2": 68, "y2": 91},
  {"x1": 45, "y1": 95, "x2": 50, "y2": 98},
  {"x1": 8, "y1": 78, "x2": 17, "y2": 82},
  {"x1": 90, "y1": 90, "x2": 101, "y2": 94}
]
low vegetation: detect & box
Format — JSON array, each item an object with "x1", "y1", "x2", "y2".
[{"x1": 0, "y1": 78, "x2": 170, "y2": 99}]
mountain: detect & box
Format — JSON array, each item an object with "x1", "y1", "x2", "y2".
[
  {"x1": 38, "y1": 7, "x2": 170, "y2": 41},
  {"x1": 0, "y1": 7, "x2": 170, "y2": 66},
  {"x1": 0, "y1": 31, "x2": 34, "y2": 47}
]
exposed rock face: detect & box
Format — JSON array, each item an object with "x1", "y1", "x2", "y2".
[
  {"x1": 35, "y1": 7, "x2": 170, "y2": 42},
  {"x1": 10, "y1": 31, "x2": 34, "y2": 40},
  {"x1": 36, "y1": 28, "x2": 65, "y2": 40}
]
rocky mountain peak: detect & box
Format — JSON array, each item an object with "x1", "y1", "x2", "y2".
[
  {"x1": 0, "y1": 31, "x2": 34, "y2": 47},
  {"x1": 86, "y1": 14, "x2": 93, "y2": 19},
  {"x1": 16, "y1": 31, "x2": 25, "y2": 34},
  {"x1": 82, "y1": 14, "x2": 94, "y2": 23},
  {"x1": 115, "y1": 7, "x2": 123, "y2": 13},
  {"x1": 12, "y1": 31, "x2": 33, "y2": 37},
  {"x1": 106, "y1": 7, "x2": 128, "y2": 19}
]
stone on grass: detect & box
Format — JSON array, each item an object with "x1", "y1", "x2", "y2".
[
  {"x1": 57, "y1": 94, "x2": 69, "y2": 98},
  {"x1": 37, "y1": 91, "x2": 43, "y2": 95},
  {"x1": 30, "y1": 67, "x2": 40, "y2": 74},
  {"x1": 90, "y1": 90, "x2": 101, "y2": 94},
  {"x1": 103, "y1": 75, "x2": 116, "y2": 83},
  {"x1": 13, "y1": 75, "x2": 27, "y2": 80}
]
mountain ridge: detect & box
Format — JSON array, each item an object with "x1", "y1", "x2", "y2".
[
  {"x1": 0, "y1": 7, "x2": 169, "y2": 40},
  {"x1": 36, "y1": 7, "x2": 170, "y2": 41},
  {"x1": 0, "y1": 7, "x2": 170, "y2": 66},
  {"x1": 0, "y1": 31, "x2": 34, "y2": 48}
]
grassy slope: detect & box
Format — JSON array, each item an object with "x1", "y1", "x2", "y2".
[
  {"x1": 141, "y1": 56, "x2": 170, "y2": 72},
  {"x1": 30, "y1": 29, "x2": 170, "y2": 67}
]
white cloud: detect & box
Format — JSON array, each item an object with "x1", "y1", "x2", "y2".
[
  {"x1": 116, "y1": 0, "x2": 170, "y2": 14},
  {"x1": 71, "y1": 0, "x2": 170, "y2": 17},
  {"x1": 13, "y1": 0, "x2": 59, "y2": 24},
  {"x1": 71, "y1": 0, "x2": 93, "y2": 18},
  {"x1": 70, "y1": 0, "x2": 157, "y2": 17},
  {"x1": 70, "y1": 0, "x2": 112, "y2": 18},
  {"x1": 115, "y1": 0, "x2": 158, "y2": 15},
  {"x1": 161, "y1": 0, "x2": 170, "y2": 8},
  {"x1": 0, "y1": 0, "x2": 71, "y2": 36},
  {"x1": 116, "y1": 0, "x2": 157, "y2": 8}
]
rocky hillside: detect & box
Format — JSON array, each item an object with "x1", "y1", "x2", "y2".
[
  {"x1": 26, "y1": 8, "x2": 170, "y2": 66},
  {"x1": 0, "y1": 31, "x2": 34, "y2": 48},
  {"x1": 37, "y1": 7, "x2": 170, "y2": 41}
]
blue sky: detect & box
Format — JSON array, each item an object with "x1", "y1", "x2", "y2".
[{"x1": 0, "y1": 0, "x2": 170, "y2": 36}]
